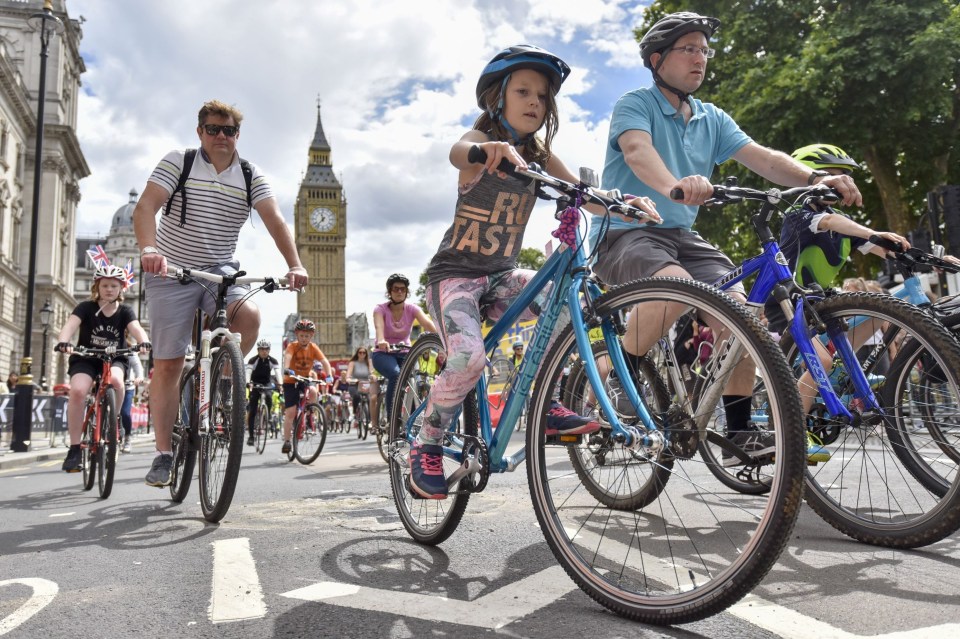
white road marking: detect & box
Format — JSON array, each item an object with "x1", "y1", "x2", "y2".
[
  {"x1": 209, "y1": 538, "x2": 267, "y2": 623},
  {"x1": 0, "y1": 578, "x2": 58, "y2": 636},
  {"x1": 280, "y1": 565, "x2": 577, "y2": 629},
  {"x1": 48, "y1": 512, "x2": 75, "y2": 518}
]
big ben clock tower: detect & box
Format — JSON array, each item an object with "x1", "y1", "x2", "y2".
[{"x1": 295, "y1": 102, "x2": 348, "y2": 359}]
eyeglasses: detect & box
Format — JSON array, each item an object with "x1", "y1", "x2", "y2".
[
  {"x1": 202, "y1": 124, "x2": 239, "y2": 137},
  {"x1": 391, "y1": 286, "x2": 408, "y2": 293},
  {"x1": 670, "y1": 45, "x2": 715, "y2": 59},
  {"x1": 358, "y1": 350, "x2": 367, "y2": 354}
]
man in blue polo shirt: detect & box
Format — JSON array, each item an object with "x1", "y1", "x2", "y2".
[{"x1": 590, "y1": 11, "x2": 863, "y2": 465}]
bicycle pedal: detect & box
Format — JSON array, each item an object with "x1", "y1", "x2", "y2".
[{"x1": 545, "y1": 433, "x2": 583, "y2": 446}]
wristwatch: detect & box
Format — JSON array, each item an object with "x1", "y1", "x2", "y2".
[
  {"x1": 140, "y1": 246, "x2": 159, "y2": 257},
  {"x1": 807, "y1": 170, "x2": 830, "y2": 185}
]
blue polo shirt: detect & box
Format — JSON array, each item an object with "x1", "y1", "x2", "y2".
[{"x1": 589, "y1": 87, "x2": 752, "y2": 249}]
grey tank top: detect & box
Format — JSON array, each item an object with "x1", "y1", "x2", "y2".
[{"x1": 426, "y1": 169, "x2": 537, "y2": 283}]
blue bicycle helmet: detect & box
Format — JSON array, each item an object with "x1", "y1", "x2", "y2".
[{"x1": 475, "y1": 44, "x2": 571, "y2": 110}]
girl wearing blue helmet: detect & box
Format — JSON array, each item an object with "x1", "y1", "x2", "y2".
[{"x1": 411, "y1": 45, "x2": 660, "y2": 499}]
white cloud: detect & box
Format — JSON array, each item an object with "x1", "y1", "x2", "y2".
[{"x1": 70, "y1": 0, "x2": 652, "y2": 352}]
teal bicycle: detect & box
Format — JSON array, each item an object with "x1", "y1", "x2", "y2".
[{"x1": 386, "y1": 149, "x2": 805, "y2": 625}]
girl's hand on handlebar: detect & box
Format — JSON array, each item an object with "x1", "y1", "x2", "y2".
[
  {"x1": 819, "y1": 174, "x2": 862, "y2": 208},
  {"x1": 477, "y1": 141, "x2": 527, "y2": 176},
  {"x1": 623, "y1": 195, "x2": 662, "y2": 225}
]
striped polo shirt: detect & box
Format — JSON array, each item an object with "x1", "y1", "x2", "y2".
[{"x1": 148, "y1": 148, "x2": 274, "y2": 268}]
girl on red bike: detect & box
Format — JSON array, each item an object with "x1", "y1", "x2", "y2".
[{"x1": 55, "y1": 264, "x2": 150, "y2": 472}]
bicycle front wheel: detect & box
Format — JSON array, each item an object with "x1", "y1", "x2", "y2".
[
  {"x1": 199, "y1": 340, "x2": 246, "y2": 523},
  {"x1": 293, "y1": 403, "x2": 326, "y2": 464},
  {"x1": 81, "y1": 410, "x2": 96, "y2": 491},
  {"x1": 97, "y1": 388, "x2": 119, "y2": 499},
  {"x1": 527, "y1": 277, "x2": 805, "y2": 625},
  {"x1": 255, "y1": 399, "x2": 269, "y2": 454},
  {"x1": 388, "y1": 333, "x2": 477, "y2": 545},
  {"x1": 780, "y1": 292, "x2": 960, "y2": 547},
  {"x1": 170, "y1": 366, "x2": 198, "y2": 502}
]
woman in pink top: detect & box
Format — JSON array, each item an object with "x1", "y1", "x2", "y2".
[{"x1": 373, "y1": 274, "x2": 437, "y2": 421}]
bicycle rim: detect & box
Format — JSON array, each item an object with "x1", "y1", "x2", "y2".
[
  {"x1": 294, "y1": 404, "x2": 326, "y2": 464},
  {"x1": 170, "y1": 367, "x2": 198, "y2": 502},
  {"x1": 388, "y1": 334, "x2": 476, "y2": 545},
  {"x1": 199, "y1": 340, "x2": 246, "y2": 522},
  {"x1": 782, "y1": 292, "x2": 960, "y2": 547},
  {"x1": 98, "y1": 388, "x2": 118, "y2": 499},
  {"x1": 527, "y1": 277, "x2": 804, "y2": 625},
  {"x1": 81, "y1": 415, "x2": 95, "y2": 491},
  {"x1": 255, "y1": 402, "x2": 268, "y2": 454}
]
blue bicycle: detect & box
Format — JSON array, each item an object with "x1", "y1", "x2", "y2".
[
  {"x1": 689, "y1": 179, "x2": 960, "y2": 548},
  {"x1": 387, "y1": 151, "x2": 805, "y2": 624}
]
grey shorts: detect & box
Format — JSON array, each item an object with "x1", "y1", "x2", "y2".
[
  {"x1": 593, "y1": 227, "x2": 745, "y2": 295},
  {"x1": 144, "y1": 260, "x2": 251, "y2": 359}
]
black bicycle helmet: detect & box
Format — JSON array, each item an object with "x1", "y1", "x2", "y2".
[
  {"x1": 792, "y1": 143, "x2": 862, "y2": 173},
  {"x1": 294, "y1": 319, "x2": 316, "y2": 332},
  {"x1": 386, "y1": 273, "x2": 410, "y2": 292},
  {"x1": 639, "y1": 12, "x2": 721, "y2": 69},
  {"x1": 475, "y1": 44, "x2": 571, "y2": 110}
]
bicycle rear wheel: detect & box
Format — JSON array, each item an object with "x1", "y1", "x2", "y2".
[
  {"x1": 170, "y1": 366, "x2": 198, "y2": 502},
  {"x1": 198, "y1": 340, "x2": 246, "y2": 523},
  {"x1": 97, "y1": 388, "x2": 119, "y2": 499},
  {"x1": 388, "y1": 333, "x2": 477, "y2": 545},
  {"x1": 293, "y1": 403, "x2": 326, "y2": 464},
  {"x1": 357, "y1": 402, "x2": 368, "y2": 440},
  {"x1": 255, "y1": 399, "x2": 268, "y2": 454},
  {"x1": 373, "y1": 399, "x2": 390, "y2": 463},
  {"x1": 563, "y1": 340, "x2": 673, "y2": 510},
  {"x1": 81, "y1": 410, "x2": 96, "y2": 491},
  {"x1": 527, "y1": 277, "x2": 804, "y2": 625},
  {"x1": 781, "y1": 292, "x2": 960, "y2": 547}
]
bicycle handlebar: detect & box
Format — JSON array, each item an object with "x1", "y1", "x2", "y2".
[
  {"x1": 71, "y1": 345, "x2": 145, "y2": 358},
  {"x1": 670, "y1": 182, "x2": 841, "y2": 208},
  {"x1": 467, "y1": 145, "x2": 658, "y2": 224},
  {"x1": 169, "y1": 267, "x2": 291, "y2": 291},
  {"x1": 870, "y1": 234, "x2": 960, "y2": 274}
]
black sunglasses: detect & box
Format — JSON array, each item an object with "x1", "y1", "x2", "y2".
[{"x1": 202, "y1": 124, "x2": 239, "y2": 138}]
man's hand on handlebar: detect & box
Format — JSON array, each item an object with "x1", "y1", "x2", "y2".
[{"x1": 818, "y1": 174, "x2": 862, "y2": 208}]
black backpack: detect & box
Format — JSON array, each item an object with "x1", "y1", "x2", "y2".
[{"x1": 163, "y1": 148, "x2": 254, "y2": 227}]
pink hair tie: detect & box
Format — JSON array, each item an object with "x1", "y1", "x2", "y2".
[{"x1": 551, "y1": 206, "x2": 580, "y2": 249}]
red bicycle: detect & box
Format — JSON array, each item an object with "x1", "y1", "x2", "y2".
[
  {"x1": 285, "y1": 373, "x2": 327, "y2": 464},
  {"x1": 74, "y1": 345, "x2": 143, "y2": 498}
]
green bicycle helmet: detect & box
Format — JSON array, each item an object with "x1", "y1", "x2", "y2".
[{"x1": 791, "y1": 144, "x2": 861, "y2": 173}]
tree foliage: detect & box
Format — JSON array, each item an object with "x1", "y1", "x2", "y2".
[{"x1": 640, "y1": 1, "x2": 960, "y2": 272}]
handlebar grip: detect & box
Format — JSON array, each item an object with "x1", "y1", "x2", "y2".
[
  {"x1": 869, "y1": 234, "x2": 903, "y2": 253},
  {"x1": 467, "y1": 144, "x2": 517, "y2": 175},
  {"x1": 670, "y1": 188, "x2": 684, "y2": 201}
]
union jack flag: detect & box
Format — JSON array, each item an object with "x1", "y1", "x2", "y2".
[
  {"x1": 86, "y1": 244, "x2": 110, "y2": 268},
  {"x1": 123, "y1": 258, "x2": 137, "y2": 287}
]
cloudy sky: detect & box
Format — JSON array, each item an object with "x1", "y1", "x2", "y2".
[{"x1": 69, "y1": 0, "x2": 655, "y2": 350}]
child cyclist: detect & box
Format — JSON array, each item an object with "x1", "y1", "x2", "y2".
[
  {"x1": 281, "y1": 319, "x2": 332, "y2": 454},
  {"x1": 55, "y1": 264, "x2": 151, "y2": 472},
  {"x1": 411, "y1": 45, "x2": 660, "y2": 499}
]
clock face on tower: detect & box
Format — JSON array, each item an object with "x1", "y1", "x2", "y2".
[{"x1": 309, "y1": 207, "x2": 336, "y2": 233}]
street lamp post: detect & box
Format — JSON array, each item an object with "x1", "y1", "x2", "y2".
[
  {"x1": 11, "y1": 1, "x2": 64, "y2": 452},
  {"x1": 39, "y1": 300, "x2": 53, "y2": 392}
]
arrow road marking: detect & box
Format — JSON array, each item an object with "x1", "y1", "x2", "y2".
[
  {"x1": 209, "y1": 538, "x2": 267, "y2": 624},
  {"x1": 0, "y1": 578, "x2": 58, "y2": 636},
  {"x1": 280, "y1": 564, "x2": 577, "y2": 629}
]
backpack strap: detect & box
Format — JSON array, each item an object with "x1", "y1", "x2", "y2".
[
  {"x1": 163, "y1": 148, "x2": 197, "y2": 227},
  {"x1": 163, "y1": 149, "x2": 254, "y2": 227}
]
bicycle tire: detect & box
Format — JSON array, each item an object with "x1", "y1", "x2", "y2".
[
  {"x1": 388, "y1": 333, "x2": 477, "y2": 545},
  {"x1": 358, "y1": 400, "x2": 369, "y2": 440},
  {"x1": 170, "y1": 366, "x2": 198, "y2": 502},
  {"x1": 780, "y1": 291, "x2": 960, "y2": 548},
  {"x1": 81, "y1": 410, "x2": 96, "y2": 491},
  {"x1": 375, "y1": 398, "x2": 390, "y2": 463},
  {"x1": 294, "y1": 403, "x2": 326, "y2": 464},
  {"x1": 563, "y1": 340, "x2": 674, "y2": 509},
  {"x1": 255, "y1": 398, "x2": 269, "y2": 454},
  {"x1": 97, "y1": 388, "x2": 119, "y2": 499},
  {"x1": 526, "y1": 277, "x2": 804, "y2": 625},
  {"x1": 199, "y1": 340, "x2": 246, "y2": 523}
]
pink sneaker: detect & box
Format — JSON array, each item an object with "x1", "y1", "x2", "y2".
[{"x1": 545, "y1": 401, "x2": 600, "y2": 435}]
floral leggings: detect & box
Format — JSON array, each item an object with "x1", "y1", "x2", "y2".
[{"x1": 420, "y1": 269, "x2": 567, "y2": 444}]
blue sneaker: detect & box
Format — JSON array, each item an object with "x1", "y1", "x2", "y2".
[
  {"x1": 545, "y1": 401, "x2": 601, "y2": 435},
  {"x1": 806, "y1": 431, "x2": 831, "y2": 464},
  {"x1": 409, "y1": 442, "x2": 447, "y2": 500}
]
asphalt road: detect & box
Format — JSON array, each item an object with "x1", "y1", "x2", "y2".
[{"x1": 1, "y1": 430, "x2": 958, "y2": 639}]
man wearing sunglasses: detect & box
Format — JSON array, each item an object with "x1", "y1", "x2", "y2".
[{"x1": 132, "y1": 99, "x2": 308, "y2": 488}]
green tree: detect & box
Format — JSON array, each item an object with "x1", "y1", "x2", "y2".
[{"x1": 639, "y1": 1, "x2": 960, "y2": 269}]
